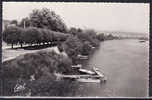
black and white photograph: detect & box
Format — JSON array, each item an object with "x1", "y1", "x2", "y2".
[{"x1": 1, "y1": 2, "x2": 149, "y2": 97}]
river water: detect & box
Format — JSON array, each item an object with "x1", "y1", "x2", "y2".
[{"x1": 65, "y1": 39, "x2": 149, "y2": 97}]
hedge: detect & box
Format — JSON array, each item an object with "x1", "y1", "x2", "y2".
[{"x1": 3, "y1": 26, "x2": 69, "y2": 48}]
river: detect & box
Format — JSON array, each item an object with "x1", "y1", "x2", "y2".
[{"x1": 65, "y1": 39, "x2": 149, "y2": 97}]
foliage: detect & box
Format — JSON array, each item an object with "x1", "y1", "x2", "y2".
[
  {"x1": 81, "y1": 41, "x2": 92, "y2": 55},
  {"x1": 2, "y1": 50, "x2": 74, "y2": 96},
  {"x1": 2, "y1": 26, "x2": 22, "y2": 48},
  {"x1": 2, "y1": 26, "x2": 69, "y2": 48},
  {"x1": 68, "y1": 27, "x2": 79, "y2": 35},
  {"x1": 19, "y1": 17, "x2": 31, "y2": 28},
  {"x1": 10, "y1": 20, "x2": 18, "y2": 26},
  {"x1": 28, "y1": 75, "x2": 78, "y2": 96},
  {"x1": 29, "y1": 8, "x2": 68, "y2": 33},
  {"x1": 96, "y1": 33, "x2": 105, "y2": 41},
  {"x1": 62, "y1": 35, "x2": 83, "y2": 64},
  {"x1": 2, "y1": 50, "x2": 72, "y2": 79}
]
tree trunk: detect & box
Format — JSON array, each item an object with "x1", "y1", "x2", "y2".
[
  {"x1": 20, "y1": 43, "x2": 23, "y2": 48},
  {"x1": 11, "y1": 43, "x2": 13, "y2": 49}
]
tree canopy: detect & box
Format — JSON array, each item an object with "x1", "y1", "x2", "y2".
[
  {"x1": 2, "y1": 26, "x2": 69, "y2": 48},
  {"x1": 29, "y1": 8, "x2": 68, "y2": 33},
  {"x1": 19, "y1": 17, "x2": 31, "y2": 28}
]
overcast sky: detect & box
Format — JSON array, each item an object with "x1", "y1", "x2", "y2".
[{"x1": 3, "y1": 2, "x2": 149, "y2": 34}]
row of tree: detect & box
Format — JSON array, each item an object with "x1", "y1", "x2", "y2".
[{"x1": 3, "y1": 26, "x2": 69, "y2": 48}]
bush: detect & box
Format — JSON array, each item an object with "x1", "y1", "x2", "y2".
[
  {"x1": 2, "y1": 50, "x2": 73, "y2": 96},
  {"x1": 62, "y1": 35, "x2": 83, "y2": 64},
  {"x1": 2, "y1": 50, "x2": 72, "y2": 79},
  {"x1": 81, "y1": 41, "x2": 92, "y2": 55}
]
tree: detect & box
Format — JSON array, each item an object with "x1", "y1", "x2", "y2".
[
  {"x1": 81, "y1": 41, "x2": 92, "y2": 55},
  {"x1": 3, "y1": 26, "x2": 22, "y2": 48},
  {"x1": 29, "y1": 8, "x2": 68, "y2": 33},
  {"x1": 40, "y1": 28, "x2": 53, "y2": 44},
  {"x1": 63, "y1": 35, "x2": 83, "y2": 64},
  {"x1": 84, "y1": 29, "x2": 97, "y2": 39},
  {"x1": 97, "y1": 33, "x2": 105, "y2": 41},
  {"x1": 68, "y1": 27, "x2": 78, "y2": 35},
  {"x1": 10, "y1": 20, "x2": 18, "y2": 26},
  {"x1": 19, "y1": 17, "x2": 31, "y2": 28},
  {"x1": 22, "y1": 27, "x2": 39, "y2": 45}
]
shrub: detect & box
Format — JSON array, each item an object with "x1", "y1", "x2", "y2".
[
  {"x1": 2, "y1": 50, "x2": 72, "y2": 79},
  {"x1": 81, "y1": 41, "x2": 92, "y2": 55},
  {"x1": 62, "y1": 35, "x2": 83, "y2": 64},
  {"x1": 2, "y1": 50, "x2": 73, "y2": 96}
]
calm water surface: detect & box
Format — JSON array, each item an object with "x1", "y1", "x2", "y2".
[{"x1": 60, "y1": 39, "x2": 149, "y2": 97}]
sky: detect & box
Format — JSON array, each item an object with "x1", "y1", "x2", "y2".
[{"x1": 2, "y1": 2, "x2": 150, "y2": 34}]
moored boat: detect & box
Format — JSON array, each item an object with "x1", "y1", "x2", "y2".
[
  {"x1": 93, "y1": 67, "x2": 104, "y2": 78},
  {"x1": 71, "y1": 64, "x2": 82, "y2": 69},
  {"x1": 76, "y1": 78, "x2": 101, "y2": 83},
  {"x1": 79, "y1": 68, "x2": 96, "y2": 75},
  {"x1": 55, "y1": 66, "x2": 107, "y2": 83},
  {"x1": 77, "y1": 54, "x2": 88, "y2": 59}
]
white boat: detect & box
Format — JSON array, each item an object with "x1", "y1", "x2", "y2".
[
  {"x1": 77, "y1": 55, "x2": 88, "y2": 59},
  {"x1": 54, "y1": 67, "x2": 107, "y2": 83},
  {"x1": 91, "y1": 46, "x2": 95, "y2": 49},
  {"x1": 71, "y1": 64, "x2": 82, "y2": 68},
  {"x1": 93, "y1": 67, "x2": 104, "y2": 78},
  {"x1": 79, "y1": 68, "x2": 96, "y2": 75},
  {"x1": 76, "y1": 78, "x2": 101, "y2": 83}
]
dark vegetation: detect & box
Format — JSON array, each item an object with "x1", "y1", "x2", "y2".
[
  {"x1": 2, "y1": 50, "x2": 78, "y2": 96},
  {"x1": 3, "y1": 50, "x2": 73, "y2": 79},
  {"x1": 3, "y1": 26, "x2": 69, "y2": 48},
  {"x1": 2, "y1": 8, "x2": 119, "y2": 96}
]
